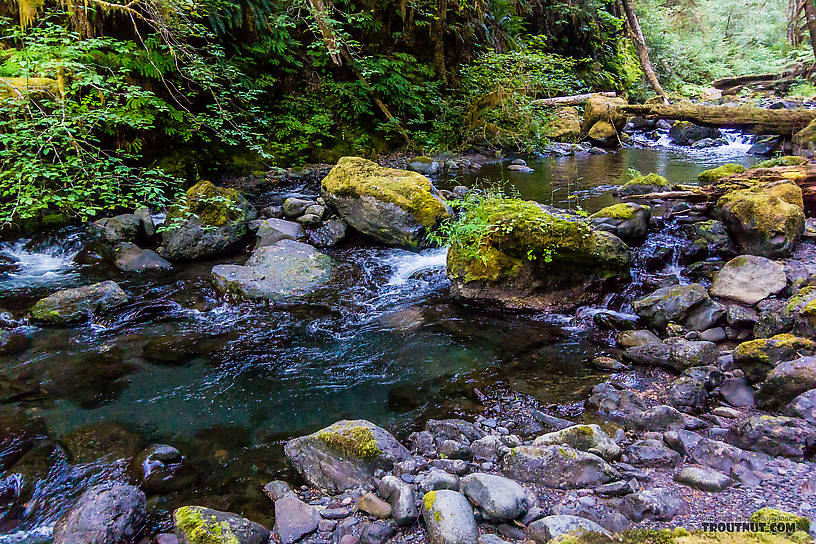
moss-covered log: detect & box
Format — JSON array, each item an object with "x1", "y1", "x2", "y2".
[{"x1": 615, "y1": 104, "x2": 816, "y2": 135}]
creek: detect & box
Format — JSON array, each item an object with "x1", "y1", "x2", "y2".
[{"x1": 0, "y1": 132, "x2": 758, "y2": 541}]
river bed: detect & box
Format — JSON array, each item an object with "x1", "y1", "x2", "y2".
[{"x1": 0, "y1": 134, "x2": 761, "y2": 540}]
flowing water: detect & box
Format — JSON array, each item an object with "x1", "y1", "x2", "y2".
[{"x1": 0, "y1": 134, "x2": 759, "y2": 540}]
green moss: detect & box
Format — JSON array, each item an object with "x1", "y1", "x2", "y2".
[
  {"x1": 717, "y1": 184, "x2": 804, "y2": 242},
  {"x1": 750, "y1": 508, "x2": 811, "y2": 533},
  {"x1": 173, "y1": 507, "x2": 239, "y2": 544},
  {"x1": 322, "y1": 156, "x2": 448, "y2": 228},
  {"x1": 168, "y1": 180, "x2": 247, "y2": 228},
  {"x1": 590, "y1": 203, "x2": 637, "y2": 220},
  {"x1": 317, "y1": 422, "x2": 382, "y2": 461},
  {"x1": 787, "y1": 286, "x2": 816, "y2": 315},
  {"x1": 623, "y1": 172, "x2": 669, "y2": 188},
  {"x1": 698, "y1": 163, "x2": 746, "y2": 184},
  {"x1": 552, "y1": 528, "x2": 808, "y2": 544},
  {"x1": 411, "y1": 155, "x2": 435, "y2": 164},
  {"x1": 755, "y1": 156, "x2": 808, "y2": 169}
]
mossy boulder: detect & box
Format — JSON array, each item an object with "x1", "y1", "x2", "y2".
[
  {"x1": 785, "y1": 286, "x2": 816, "y2": 337},
  {"x1": 615, "y1": 173, "x2": 670, "y2": 197},
  {"x1": 733, "y1": 334, "x2": 816, "y2": 382},
  {"x1": 633, "y1": 283, "x2": 713, "y2": 330},
  {"x1": 211, "y1": 240, "x2": 332, "y2": 300},
  {"x1": 589, "y1": 203, "x2": 651, "y2": 244},
  {"x1": 159, "y1": 180, "x2": 256, "y2": 261},
  {"x1": 30, "y1": 281, "x2": 128, "y2": 325},
  {"x1": 582, "y1": 94, "x2": 628, "y2": 134},
  {"x1": 321, "y1": 156, "x2": 450, "y2": 248},
  {"x1": 446, "y1": 198, "x2": 631, "y2": 312},
  {"x1": 173, "y1": 505, "x2": 269, "y2": 544},
  {"x1": 757, "y1": 356, "x2": 816, "y2": 409},
  {"x1": 587, "y1": 121, "x2": 618, "y2": 147},
  {"x1": 407, "y1": 155, "x2": 441, "y2": 176},
  {"x1": 716, "y1": 182, "x2": 805, "y2": 258},
  {"x1": 532, "y1": 424, "x2": 622, "y2": 461},
  {"x1": 545, "y1": 106, "x2": 582, "y2": 143},
  {"x1": 697, "y1": 163, "x2": 746, "y2": 184},
  {"x1": 755, "y1": 156, "x2": 808, "y2": 169},
  {"x1": 284, "y1": 419, "x2": 411, "y2": 494}
]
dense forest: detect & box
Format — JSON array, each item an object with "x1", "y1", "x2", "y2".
[{"x1": 0, "y1": 0, "x2": 809, "y2": 225}]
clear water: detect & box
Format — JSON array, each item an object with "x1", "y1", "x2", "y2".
[{"x1": 0, "y1": 138, "x2": 759, "y2": 538}]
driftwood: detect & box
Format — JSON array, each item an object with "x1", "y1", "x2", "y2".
[
  {"x1": 613, "y1": 103, "x2": 816, "y2": 135},
  {"x1": 531, "y1": 92, "x2": 616, "y2": 107},
  {"x1": 621, "y1": 163, "x2": 816, "y2": 214}
]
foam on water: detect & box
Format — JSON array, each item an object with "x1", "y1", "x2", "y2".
[
  {"x1": 0, "y1": 240, "x2": 80, "y2": 289},
  {"x1": 386, "y1": 247, "x2": 448, "y2": 286}
]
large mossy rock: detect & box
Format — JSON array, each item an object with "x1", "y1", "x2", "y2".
[
  {"x1": 284, "y1": 419, "x2": 411, "y2": 494},
  {"x1": 614, "y1": 173, "x2": 670, "y2": 197},
  {"x1": 757, "y1": 355, "x2": 816, "y2": 409},
  {"x1": 446, "y1": 199, "x2": 631, "y2": 312},
  {"x1": 30, "y1": 281, "x2": 128, "y2": 325},
  {"x1": 785, "y1": 286, "x2": 816, "y2": 337},
  {"x1": 733, "y1": 333, "x2": 816, "y2": 383},
  {"x1": 321, "y1": 156, "x2": 449, "y2": 248},
  {"x1": 697, "y1": 163, "x2": 746, "y2": 184},
  {"x1": 582, "y1": 94, "x2": 627, "y2": 134},
  {"x1": 633, "y1": 283, "x2": 720, "y2": 330},
  {"x1": 173, "y1": 506, "x2": 269, "y2": 544},
  {"x1": 545, "y1": 106, "x2": 582, "y2": 142},
  {"x1": 211, "y1": 240, "x2": 332, "y2": 300},
  {"x1": 716, "y1": 182, "x2": 805, "y2": 258},
  {"x1": 589, "y1": 203, "x2": 650, "y2": 244},
  {"x1": 159, "y1": 180, "x2": 256, "y2": 261}
]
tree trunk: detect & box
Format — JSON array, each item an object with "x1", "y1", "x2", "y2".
[
  {"x1": 432, "y1": 0, "x2": 447, "y2": 79},
  {"x1": 804, "y1": 0, "x2": 816, "y2": 62},
  {"x1": 619, "y1": 0, "x2": 669, "y2": 104}
]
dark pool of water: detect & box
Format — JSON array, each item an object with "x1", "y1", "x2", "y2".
[{"x1": 0, "y1": 140, "x2": 758, "y2": 541}]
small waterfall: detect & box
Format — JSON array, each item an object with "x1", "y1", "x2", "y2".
[
  {"x1": 0, "y1": 234, "x2": 82, "y2": 290},
  {"x1": 386, "y1": 247, "x2": 448, "y2": 286}
]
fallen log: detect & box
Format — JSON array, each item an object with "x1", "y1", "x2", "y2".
[
  {"x1": 531, "y1": 91, "x2": 616, "y2": 107},
  {"x1": 615, "y1": 103, "x2": 816, "y2": 135},
  {"x1": 621, "y1": 163, "x2": 816, "y2": 215},
  {"x1": 712, "y1": 62, "x2": 815, "y2": 90}
]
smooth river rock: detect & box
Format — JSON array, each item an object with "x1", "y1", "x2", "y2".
[
  {"x1": 30, "y1": 281, "x2": 128, "y2": 325},
  {"x1": 501, "y1": 445, "x2": 619, "y2": 489},
  {"x1": 211, "y1": 240, "x2": 332, "y2": 300},
  {"x1": 421, "y1": 490, "x2": 479, "y2": 544},
  {"x1": 709, "y1": 255, "x2": 786, "y2": 305},
  {"x1": 460, "y1": 473, "x2": 529, "y2": 522}
]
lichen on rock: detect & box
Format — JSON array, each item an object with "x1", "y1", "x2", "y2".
[{"x1": 698, "y1": 163, "x2": 746, "y2": 184}]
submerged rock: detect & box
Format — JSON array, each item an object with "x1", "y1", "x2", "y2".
[
  {"x1": 284, "y1": 419, "x2": 411, "y2": 494},
  {"x1": 30, "y1": 281, "x2": 128, "y2": 325},
  {"x1": 173, "y1": 506, "x2": 269, "y2": 544},
  {"x1": 716, "y1": 182, "x2": 804, "y2": 258},
  {"x1": 211, "y1": 240, "x2": 332, "y2": 300},
  {"x1": 321, "y1": 156, "x2": 449, "y2": 248},
  {"x1": 53, "y1": 484, "x2": 146, "y2": 544},
  {"x1": 159, "y1": 180, "x2": 256, "y2": 261},
  {"x1": 447, "y1": 198, "x2": 631, "y2": 312},
  {"x1": 709, "y1": 255, "x2": 786, "y2": 305}
]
